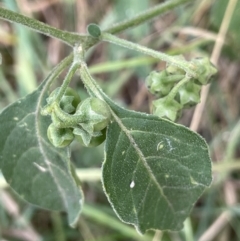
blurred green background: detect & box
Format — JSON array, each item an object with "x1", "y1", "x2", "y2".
[{"x1": 0, "y1": 0, "x2": 240, "y2": 240}]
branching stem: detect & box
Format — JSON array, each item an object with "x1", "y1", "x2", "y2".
[
  {"x1": 55, "y1": 62, "x2": 80, "y2": 103},
  {"x1": 0, "y1": 0, "x2": 191, "y2": 48}
]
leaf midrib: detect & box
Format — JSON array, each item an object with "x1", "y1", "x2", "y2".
[{"x1": 109, "y1": 109, "x2": 175, "y2": 213}]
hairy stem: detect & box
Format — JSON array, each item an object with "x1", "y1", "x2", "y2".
[
  {"x1": 40, "y1": 54, "x2": 73, "y2": 116},
  {"x1": 166, "y1": 75, "x2": 191, "y2": 101},
  {"x1": 101, "y1": 33, "x2": 197, "y2": 77},
  {"x1": 55, "y1": 62, "x2": 80, "y2": 103},
  {"x1": 46, "y1": 53, "x2": 74, "y2": 88},
  {"x1": 72, "y1": 44, "x2": 104, "y2": 99},
  {"x1": 53, "y1": 104, "x2": 87, "y2": 126},
  {"x1": 80, "y1": 63, "x2": 103, "y2": 99},
  {"x1": 164, "y1": 74, "x2": 185, "y2": 83},
  {"x1": 104, "y1": 0, "x2": 192, "y2": 34},
  {"x1": 0, "y1": 7, "x2": 85, "y2": 46},
  {"x1": 0, "y1": 0, "x2": 192, "y2": 49}
]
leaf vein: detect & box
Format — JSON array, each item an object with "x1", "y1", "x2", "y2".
[{"x1": 110, "y1": 111, "x2": 175, "y2": 213}]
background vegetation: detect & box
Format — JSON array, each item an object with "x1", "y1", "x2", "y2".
[{"x1": 0, "y1": 0, "x2": 240, "y2": 240}]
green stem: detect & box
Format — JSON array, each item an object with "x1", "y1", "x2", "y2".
[
  {"x1": 40, "y1": 54, "x2": 73, "y2": 116},
  {"x1": 101, "y1": 33, "x2": 197, "y2": 77},
  {"x1": 72, "y1": 44, "x2": 101, "y2": 98},
  {"x1": 55, "y1": 62, "x2": 80, "y2": 103},
  {"x1": 166, "y1": 75, "x2": 191, "y2": 101},
  {"x1": 164, "y1": 74, "x2": 185, "y2": 83},
  {"x1": 0, "y1": 7, "x2": 85, "y2": 46},
  {"x1": 104, "y1": 0, "x2": 192, "y2": 34},
  {"x1": 44, "y1": 54, "x2": 73, "y2": 90},
  {"x1": 41, "y1": 58, "x2": 79, "y2": 116},
  {"x1": 51, "y1": 212, "x2": 66, "y2": 241},
  {"x1": 53, "y1": 104, "x2": 87, "y2": 126},
  {"x1": 79, "y1": 63, "x2": 104, "y2": 99}
]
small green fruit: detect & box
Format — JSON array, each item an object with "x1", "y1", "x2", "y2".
[
  {"x1": 177, "y1": 81, "x2": 201, "y2": 108},
  {"x1": 190, "y1": 57, "x2": 217, "y2": 85},
  {"x1": 62, "y1": 87, "x2": 81, "y2": 112},
  {"x1": 47, "y1": 123, "x2": 74, "y2": 148},
  {"x1": 47, "y1": 87, "x2": 81, "y2": 114},
  {"x1": 75, "y1": 97, "x2": 111, "y2": 132},
  {"x1": 74, "y1": 128, "x2": 107, "y2": 147},
  {"x1": 152, "y1": 97, "x2": 183, "y2": 121},
  {"x1": 146, "y1": 70, "x2": 174, "y2": 97}
]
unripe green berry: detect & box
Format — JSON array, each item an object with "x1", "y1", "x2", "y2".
[
  {"x1": 190, "y1": 57, "x2": 217, "y2": 85},
  {"x1": 75, "y1": 97, "x2": 111, "y2": 132},
  {"x1": 176, "y1": 81, "x2": 201, "y2": 108},
  {"x1": 74, "y1": 128, "x2": 106, "y2": 147},
  {"x1": 63, "y1": 87, "x2": 81, "y2": 112},
  {"x1": 146, "y1": 70, "x2": 174, "y2": 97},
  {"x1": 152, "y1": 97, "x2": 183, "y2": 121},
  {"x1": 47, "y1": 123, "x2": 74, "y2": 148},
  {"x1": 47, "y1": 87, "x2": 81, "y2": 114}
]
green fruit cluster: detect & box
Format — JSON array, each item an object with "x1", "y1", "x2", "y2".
[
  {"x1": 146, "y1": 70, "x2": 174, "y2": 97},
  {"x1": 146, "y1": 56, "x2": 186, "y2": 98},
  {"x1": 146, "y1": 56, "x2": 217, "y2": 121},
  {"x1": 47, "y1": 87, "x2": 81, "y2": 114},
  {"x1": 72, "y1": 97, "x2": 111, "y2": 147},
  {"x1": 45, "y1": 87, "x2": 111, "y2": 148}
]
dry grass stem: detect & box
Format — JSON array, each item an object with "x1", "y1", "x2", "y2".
[
  {"x1": 0, "y1": 190, "x2": 41, "y2": 241},
  {"x1": 180, "y1": 27, "x2": 224, "y2": 42},
  {"x1": 190, "y1": 0, "x2": 238, "y2": 131}
]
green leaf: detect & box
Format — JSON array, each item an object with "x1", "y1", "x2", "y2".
[
  {"x1": 102, "y1": 104, "x2": 212, "y2": 234},
  {"x1": 113, "y1": 0, "x2": 149, "y2": 39},
  {"x1": 87, "y1": 23, "x2": 101, "y2": 38},
  {"x1": 0, "y1": 73, "x2": 83, "y2": 227}
]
